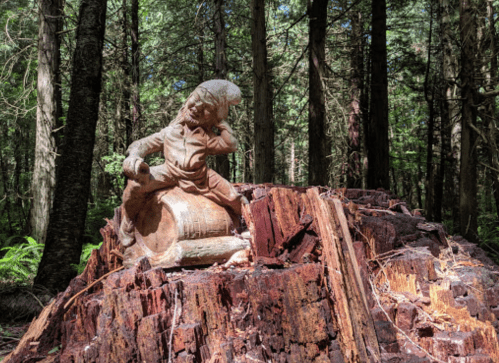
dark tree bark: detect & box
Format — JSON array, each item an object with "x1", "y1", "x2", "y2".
[
  {"x1": 213, "y1": 0, "x2": 231, "y2": 180},
  {"x1": 131, "y1": 0, "x2": 141, "y2": 141},
  {"x1": 424, "y1": 5, "x2": 435, "y2": 221},
  {"x1": 31, "y1": 0, "x2": 63, "y2": 244},
  {"x1": 459, "y1": 0, "x2": 479, "y2": 243},
  {"x1": 243, "y1": 98, "x2": 253, "y2": 183},
  {"x1": 485, "y1": 2, "x2": 499, "y2": 222},
  {"x1": 114, "y1": 0, "x2": 130, "y2": 155},
  {"x1": 440, "y1": 0, "x2": 460, "y2": 231},
  {"x1": 367, "y1": 0, "x2": 390, "y2": 190},
  {"x1": 252, "y1": 0, "x2": 274, "y2": 183},
  {"x1": 308, "y1": 0, "x2": 330, "y2": 186},
  {"x1": 34, "y1": 0, "x2": 108, "y2": 293},
  {"x1": 197, "y1": 10, "x2": 205, "y2": 85},
  {"x1": 95, "y1": 84, "x2": 112, "y2": 200},
  {"x1": 347, "y1": 10, "x2": 363, "y2": 189}
]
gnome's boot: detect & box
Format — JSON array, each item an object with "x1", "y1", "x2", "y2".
[{"x1": 119, "y1": 215, "x2": 136, "y2": 247}]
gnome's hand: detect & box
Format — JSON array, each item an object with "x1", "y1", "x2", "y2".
[
  {"x1": 123, "y1": 157, "x2": 150, "y2": 181},
  {"x1": 216, "y1": 120, "x2": 234, "y2": 135}
]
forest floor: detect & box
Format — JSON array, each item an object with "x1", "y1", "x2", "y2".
[
  {"x1": 0, "y1": 278, "x2": 47, "y2": 362},
  {"x1": 0, "y1": 323, "x2": 28, "y2": 361}
]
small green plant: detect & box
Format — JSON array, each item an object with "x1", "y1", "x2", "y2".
[
  {"x1": 0, "y1": 237, "x2": 43, "y2": 282},
  {"x1": 71, "y1": 242, "x2": 103, "y2": 275},
  {"x1": 477, "y1": 214, "x2": 499, "y2": 265},
  {"x1": 102, "y1": 153, "x2": 126, "y2": 194}
]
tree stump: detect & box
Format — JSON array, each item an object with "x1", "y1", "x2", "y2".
[{"x1": 5, "y1": 185, "x2": 499, "y2": 363}]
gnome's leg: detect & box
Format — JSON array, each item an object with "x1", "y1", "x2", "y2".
[
  {"x1": 204, "y1": 168, "x2": 248, "y2": 215},
  {"x1": 120, "y1": 166, "x2": 175, "y2": 246}
]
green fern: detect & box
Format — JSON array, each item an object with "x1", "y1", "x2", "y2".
[
  {"x1": 71, "y1": 242, "x2": 103, "y2": 275},
  {"x1": 0, "y1": 237, "x2": 44, "y2": 282}
]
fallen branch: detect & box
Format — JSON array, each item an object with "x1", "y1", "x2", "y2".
[
  {"x1": 64, "y1": 266, "x2": 124, "y2": 309},
  {"x1": 0, "y1": 338, "x2": 21, "y2": 349}
]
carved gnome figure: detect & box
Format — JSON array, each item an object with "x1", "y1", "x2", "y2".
[{"x1": 119, "y1": 80, "x2": 247, "y2": 248}]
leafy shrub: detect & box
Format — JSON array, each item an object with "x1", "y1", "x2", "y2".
[
  {"x1": 0, "y1": 236, "x2": 104, "y2": 283},
  {"x1": 102, "y1": 153, "x2": 126, "y2": 195},
  {"x1": 477, "y1": 214, "x2": 499, "y2": 264},
  {"x1": 0, "y1": 237, "x2": 43, "y2": 282},
  {"x1": 85, "y1": 198, "x2": 117, "y2": 244},
  {"x1": 71, "y1": 242, "x2": 103, "y2": 275}
]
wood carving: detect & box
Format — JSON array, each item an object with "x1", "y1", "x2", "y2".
[{"x1": 119, "y1": 80, "x2": 249, "y2": 268}]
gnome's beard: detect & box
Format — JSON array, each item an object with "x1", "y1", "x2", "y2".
[{"x1": 181, "y1": 107, "x2": 216, "y2": 129}]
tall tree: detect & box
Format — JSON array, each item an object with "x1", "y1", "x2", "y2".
[
  {"x1": 484, "y1": 0, "x2": 499, "y2": 222},
  {"x1": 34, "y1": 0, "x2": 108, "y2": 293},
  {"x1": 30, "y1": 0, "x2": 63, "y2": 244},
  {"x1": 440, "y1": 0, "x2": 460, "y2": 230},
  {"x1": 213, "y1": 0, "x2": 230, "y2": 180},
  {"x1": 459, "y1": 0, "x2": 478, "y2": 242},
  {"x1": 130, "y1": 0, "x2": 141, "y2": 141},
  {"x1": 114, "y1": 0, "x2": 131, "y2": 155},
  {"x1": 347, "y1": 10, "x2": 363, "y2": 188},
  {"x1": 424, "y1": 3, "x2": 436, "y2": 221},
  {"x1": 308, "y1": 0, "x2": 330, "y2": 186},
  {"x1": 252, "y1": 0, "x2": 274, "y2": 183},
  {"x1": 367, "y1": 0, "x2": 390, "y2": 190}
]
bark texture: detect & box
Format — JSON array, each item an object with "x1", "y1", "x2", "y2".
[
  {"x1": 440, "y1": 0, "x2": 460, "y2": 231},
  {"x1": 213, "y1": 0, "x2": 231, "y2": 180},
  {"x1": 34, "y1": 0, "x2": 108, "y2": 293},
  {"x1": 308, "y1": 0, "x2": 331, "y2": 187},
  {"x1": 7, "y1": 185, "x2": 499, "y2": 363},
  {"x1": 347, "y1": 11, "x2": 363, "y2": 189},
  {"x1": 459, "y1": 0, "x2": 479, "y2": 243},
  {"x1": 31, "y1": 0, "x2": 63, "y2": 244},
  {"x1": 367, "y1": 0, "x2": 390, "y2": 190},
  {"x1": 251, "y1": 0, "x2": 274, "y2": 183},
  {"x1": 131, "y1": 0, "x2": 141, "y2": 141}
]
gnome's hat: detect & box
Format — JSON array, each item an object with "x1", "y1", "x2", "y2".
[{"x1": 195, "y1": 80, "x2": 241, "y2": 120}]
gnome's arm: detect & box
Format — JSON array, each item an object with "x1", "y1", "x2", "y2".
[
  {"x1": 207, "y1": 121, "x2": 238, "y2": 154},
  {"x1": 123, "y1": 128, "x2": 167, "y2": 179}
]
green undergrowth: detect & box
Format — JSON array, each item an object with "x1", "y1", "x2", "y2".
[
  {"x1": 478, "y1": 214, "x2": 499, "y2": 265},
  {"x1": 0, "y1": 237, "x2": 102, "y2": 284}
]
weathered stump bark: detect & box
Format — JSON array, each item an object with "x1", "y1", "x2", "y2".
[{"x1": 5, "y1": 185, "x2": 499, "y2": 363}]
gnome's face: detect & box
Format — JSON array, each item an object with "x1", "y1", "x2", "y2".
[{"x1": 182, "y1": 91, "x2": 218, "y2": 129}]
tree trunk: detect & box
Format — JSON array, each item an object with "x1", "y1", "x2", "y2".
[
  {"x1": 31, "y1": 0, "x2": 63, "y2": 244},
  {"x1": 114, "y1": 0, "x2": 130, "y2": 155},
  {"x1": 34, "y1": 0, "x2": 108, "y2": 293},
  {"x1": 482, "y1": 1, "x2": 499, "y2": 224},
  {"x1": 243, "y1": 98, "x2": 253, "y2": 183},
  {"x1": 440, "y1": 0, "x2": 460, "y2": 232},
  {"x1": 197, "y1": 11, "x2": 205, "y2": 85},
  {"x1": 367, "y1": 0, "x2": 390, "y2": 190},
  {"x1": 308, "y1": 0, "x2": 330, "y2": 186},
  {"x1": 252, "y1": 0, "x2": 274, "y2": 184},
  {"x1": 347, "y1": 10, "x2": 363, "y2": 189},
  {"x1": 213, "y1": 0, "x2": 231, "y2": 180},
  {"x1": 424, "y1": 5, "x2": 436, "y2": 221},
  {"x1": 459, "y1": 0, "x2": 478, "y2": 243},
  {"x1": 131, "y1": 0, "x2": 141, "y2": 142},
  {"x1": 489, "y1": 27, "x2": 499, "y2": 223},
  {"x1": 95, "y1": 86, "x2": 112, "y2": 200}
]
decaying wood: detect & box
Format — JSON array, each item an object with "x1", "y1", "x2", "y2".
[
  {"x1": 63, "y1": 266, "x2": 125, "y2": 310},
  {"x1": 5, "y1": 185, "x2": 499, "y2": 363}
]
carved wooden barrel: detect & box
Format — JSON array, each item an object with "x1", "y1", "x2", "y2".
[{"x1": 123, "y1": 187, "x2": 247, "y2": 268}]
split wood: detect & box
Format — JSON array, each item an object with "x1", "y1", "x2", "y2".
[{"x1": 64, "y1": 266, "x2": 124, "y2": 309}]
